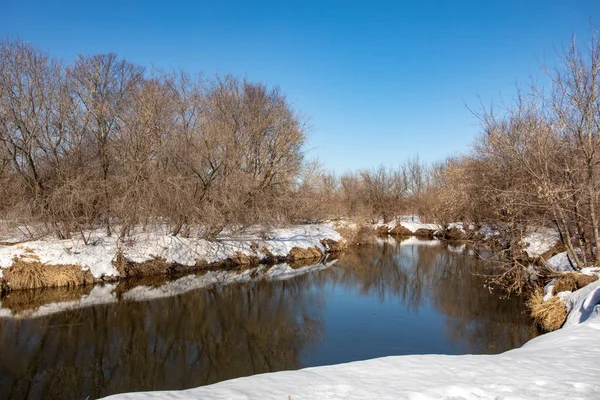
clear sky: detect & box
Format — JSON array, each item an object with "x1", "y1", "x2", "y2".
[{"x1": 2, "y1": 1, "x2": 599, "y2": 173}]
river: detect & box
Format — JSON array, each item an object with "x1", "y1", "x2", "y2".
[{"x1": 0, "y1": 237, "x2": 538, "y2": 399}]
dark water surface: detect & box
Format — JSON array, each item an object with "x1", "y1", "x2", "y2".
[{"x1": 0, "y1": 238, "x2": 539, "y2": 399}]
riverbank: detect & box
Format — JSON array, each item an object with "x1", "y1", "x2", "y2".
[
  {"x1": 103, "y1": 278, "x2": 600, "y2": 399},
  {"x1": 0, "y1": 217, "x2": 458, "y2": 293},
  {"x1": 0, "y1": 224, "x2": 346, "y2": 293},
  {"x1": 0, "y1": 217, "x2": 572, "y2": 294}
]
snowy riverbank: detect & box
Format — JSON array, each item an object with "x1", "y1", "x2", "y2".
[
  {"x1": 0, "y1": 217, "x2": 467, "y2": 291},
  {"x1": 0, "y1": 223, "x2": 349, "y2": 292},
  {"x1": 104, "y1": 279, "x2": 600, "y2": 399}
]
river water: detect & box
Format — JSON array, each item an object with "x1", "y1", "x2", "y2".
[{"x1": 0, "y1": 237, "x2": 539, "y2": 399}]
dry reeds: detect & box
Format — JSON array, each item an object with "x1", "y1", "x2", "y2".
[
  {"x1": 2, "y1": 259, "x2": 95, "y2": 291},
  {"x1": 552, "y1": 273, "x2": 598, "y2": 295},
  {"x1": 527, "y1": 288, "x2": 568, "y2": 332}
]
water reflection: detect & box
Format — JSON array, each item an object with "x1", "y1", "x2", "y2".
[{"x1": 0, "y1": 238, "x2": 538, "y2": 400}]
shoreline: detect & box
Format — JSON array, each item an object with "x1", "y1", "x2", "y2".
[
  {"x1": 0, "y1": 223, "x2": 349, "y2": 294},
  {"x1": 0, "y1": 218, "x2": 454, "y2": 294}
]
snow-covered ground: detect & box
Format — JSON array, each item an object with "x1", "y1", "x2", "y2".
[
  {"x1": 0, "y1": 224, "x2": 342, "y2": 279},
  {"x1": 104, "y1": 279, "x2": 600, "y2": 400}
]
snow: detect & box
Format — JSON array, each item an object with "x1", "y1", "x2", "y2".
[
  {"x1": 398, "y1": 221, "x2": 441, "y2": 233},
  {"x1": 0, "y1": 224, "x2": 342, "y2": 279},
  {"x1": 522, "y1": 228, "x2": 560, "y2": 258},
  {"x1": 103, "y1": 280, "x2": 600, "y2": 399},
  {"x1": 478, "y1": 223, "x2": 500, "y2": 240},
  {"x1": 546, "y1": 251, "x2": 576, "y2": 272},
  {"x1": 564, "y1": 280, "x2": 600, "y2": 327},
  {"x1": 0, "y1": 236, "x2": 120, "y2": 278},
  {"x1": 447, "y1": 222, "x2": 466, "y2": 232},
  {"x1": 374, "y1": 216, "x2": 442, "y2": 233}
]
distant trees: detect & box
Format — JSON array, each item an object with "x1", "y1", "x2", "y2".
[
  {"x1": 0, "y1": 39, "x2": 307, "y2": 238},
  {"x1": 412, "y1": 30, "x2": 600, "y2": 271}
]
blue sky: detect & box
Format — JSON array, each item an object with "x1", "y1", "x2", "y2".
[{"x1": 2, "y1": 1, "x2": 599, "y2": 173}]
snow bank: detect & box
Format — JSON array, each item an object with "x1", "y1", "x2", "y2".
[
  {"x1": 0, "y1": 224, "x2": 342, "y2": 279},
  {"x1": 564, "y1": 279, "x2": 600, "y2": 327},
  {"x1": 104, "y1": 281, "x2": 600, "y2": 400},
  {"x1": 546, "y1": 251, "x2": 576, "y2": 272},
  {"x1": 374, "y1": 216, "x2": 442, "y2": 233}
]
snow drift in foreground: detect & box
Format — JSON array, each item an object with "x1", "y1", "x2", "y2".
[
  {"x1": 0, "y1": 224, "x2": 342, "y2": 278},
  {"x1": 104, "y1": 281, "x2": 600, "y2": 400}
]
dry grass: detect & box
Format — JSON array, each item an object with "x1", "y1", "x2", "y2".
[
  {"x1": 116, "y1": 256, "x2": 206, "y2": 278},
  {"x1": 336, "y1": 225, "x2": 377, "y2": 246},
  {"x1": 552, "y1": 273, "x2": 598, "y2": 295},
  {"x1": 527, "y1": 288, "x2": 568, "y2": 331},
  {"x1": 288, "y1": 246, "x2": 323, "y2": 260},
  {"x1": 414, "y1": 228, "x2": 435, "y2": 239},
  {"x1": 3, "y1": 258, "x2": 96, "y2": 291},
  {"x1": 389, "y1": 225, "x2": 413, "y2": 236},
  {"x1": 320, "y1": 238, "x2": 347, "y2": 252}
]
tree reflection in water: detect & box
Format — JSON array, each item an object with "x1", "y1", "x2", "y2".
[{"x1": 0, "y1": 238, "x2": 538, "y2": 400}]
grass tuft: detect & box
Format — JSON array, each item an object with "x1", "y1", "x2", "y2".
[
  {"x1": 527, "y1": 288, "x2": 568, "y2": 332},
  {"x1": 3, "y1": 258, "x2": 95, "y2": 291},
  {"x1": 552, "y1": 273, "x2": 598, "y2": 295}
]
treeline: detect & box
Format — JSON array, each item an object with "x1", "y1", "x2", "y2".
[
  {"x1": 432, "y1": 32, "x2": 600, "y2": 269},
  {"x1": 3, "y1": 31, "x2": 600, "y2": 272},
  {"x1": 315, "y1": 31, "x2": 600, "y2": 272},
  {"x1": 0, "y1": 39, "x2": 311, "y2": 239},
  {"x1": 0, "y1": 38, "x2": 444, "y2": 239}
]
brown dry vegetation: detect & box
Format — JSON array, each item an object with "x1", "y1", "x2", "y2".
[
  {"x1": 527, "y1": 288, "x2": 568, "y2": 331},
  {"x1": 3, "y1": 259, "x2": 95, "y2": 290},
  {"x1": 288, "y1": 247, "x2": 323, "y2": 260},
  {"x1": 552, "y1": 273, "x2": 598, "y2": 295}
]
